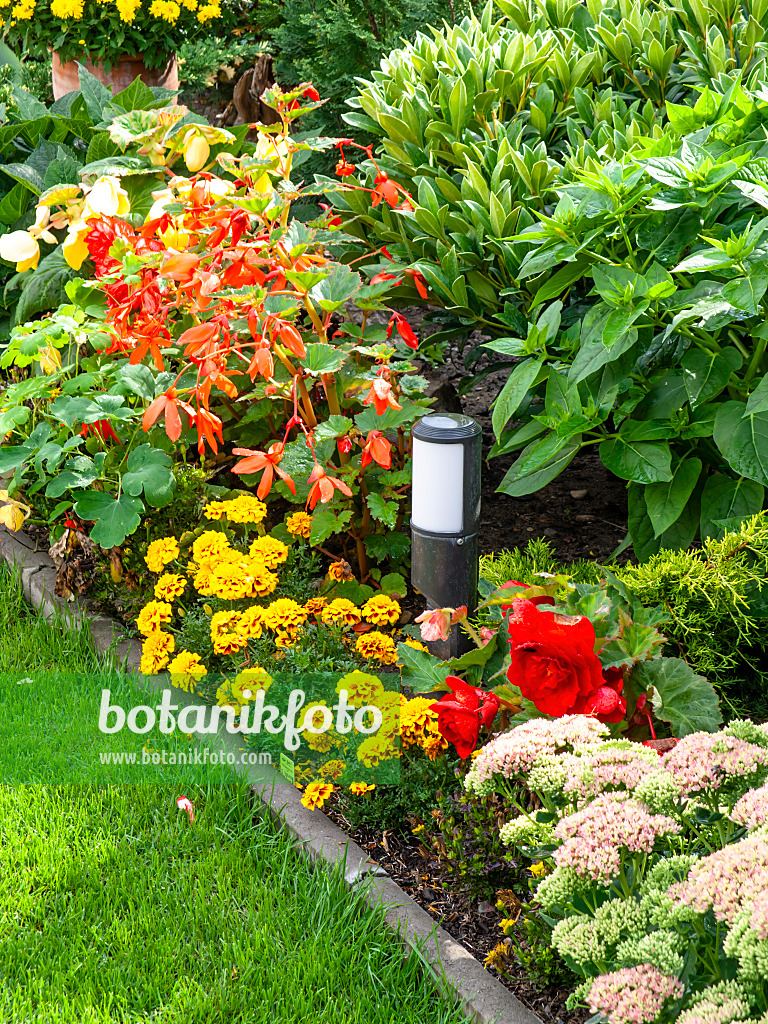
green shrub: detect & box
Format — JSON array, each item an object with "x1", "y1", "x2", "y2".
[
  {"x1": 327, "y1": 0, "x2": 768, "y2": 555},
  {"x1": 260, "y1": 0, "x2": 475, "y2": 174},
  {"x1": 482, "y1": 519, "x2": 768, "y2": 716}
]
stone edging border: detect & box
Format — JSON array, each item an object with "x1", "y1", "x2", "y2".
[{"x1": 0, "y1": 523, "x2": 541, "y2": 1024}]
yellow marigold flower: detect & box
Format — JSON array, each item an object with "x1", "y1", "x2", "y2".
[
  {"x1": 145, "y1": 537, "x2": 180, "y2": 573},
  {"x1": 210, "y1": 610, "x2": 246, "y2": 655},
  {"x1": 304, "y1": 596, "x2": 326, "y2": 617},
  {"x1": 327, "y1": 559, "x2": 354, "y2": 582},
  {"x1": 150, "y1": 0, "x2": 179, "y2": 20},
  {"x1": 206, "y1": 556, "x2": 257, "y2": 601},
  {"x1": 300, "y1": 781, "x2": 334, "y2": 810},
  {"x1": 180, "y1": 0, "x2": 197, "y2": 8},
  {"x1": 321, "y1": 598, "x2": 361, "y2": 627},
  {"x1": 299, "y1": 701, "x2": 337, "y2": 752},
  {"x1": 140, "y1": 631, "x2": 175, "y2": 674},
  {"x1": 274, "y1": 630, "x2": 297, "y2": 648},
  {"x1": 167, "y1": 650, "x2": 206, "y2": 692},
  {"x1": 136, "y1": 600, "x2": 173, "y2": 636},
  {"x1": 10, "y1": 1, "x2": 35, "y2": 19},
  {"x1": 234, "y1": 666, "x2": 273, "y2": 694},
  {"x1": 192, "y1": 530, "x2": 230, "y2": 567},
  {"x1": 484, "y1": 942, "x2": 509, "y2": 972},
  {"x1": 286, "y1": 511, "x2": 312, "y2": 538},
  {"x1": 238, "y1": 605, "x2": 265, "y2": 639},
  {"x1": 404, "y1": 638, "x2": 428, "y2": 653},
  {"x1": 400, "y1": 697, "x2": 437, "y2": 748},
  {"x1": 335, "y1": 669, "x2": 384, "y2": 707},
  {"x1": 263, "y1": 598, "x2": 307, "y2": 633},
  {"x1": 362, "y1": 593, "x2": 401, "y2": 626},
  {"x1": 319, "y1": 759, "x2": 346, "y2": 781},
  {"x1": 356, "y1": 631, "x2": 398, "y2": 665},
  {"x1": 357, "y1": 733, "x2": 399, "y2": 768},
  {"x1": 249, "y1": 535, "x2": 289, "y2": 569},
  {"x1": 154, "y1": 573, "x2": 186, "y2": 601},
  {"x1": 208, "y1": 493, "x2": 268, "y2": 524},
  {"x1": 349, "y1": 782, "x2": 376, "y2": 795},
  {"x1": 250, "y1": 565, "x2": 279, "y2": 598},
  {"x1": 422, "y1": 733, "x2": 449, "y2": 760},
  {"x1": 202, "y1": 501, "x2": 228, "y2": 520}
]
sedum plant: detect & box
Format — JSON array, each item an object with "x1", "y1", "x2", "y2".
[
  {"x1": 327, "y1": 0, "x2": 768, "y2": 554},
  {"x1": 467, "y1": 714, "x2": 768, "y2": 1024}
]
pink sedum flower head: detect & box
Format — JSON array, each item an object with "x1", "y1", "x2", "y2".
[
  {"x1": 731, "y1": 782, "x2": 768, "y2": 831},
  {"x1": 660, "y1": 732, "x2": 768, "y2": 798},
  {"x1": 554, "y1": 791, "x2": 681, "y2": 881},
  {"x1": 587, "y1": 964, "x2": 683, "y2": 1024},
  {"x1": 669, "y1": 834, "x2": 768, "y2": 926}
]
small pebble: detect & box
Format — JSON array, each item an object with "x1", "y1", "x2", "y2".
[{"x1": 570, "y1": 489, "x2": 588, "y2": 499}]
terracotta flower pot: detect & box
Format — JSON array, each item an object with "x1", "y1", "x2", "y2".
[{"x1": 51, "y1": 52, "x2": 179, "y2": 100}]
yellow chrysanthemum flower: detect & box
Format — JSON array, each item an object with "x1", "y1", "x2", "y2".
[
  {"x1": 140, "y1": 631, "x2": 175, "y2": 674},
  {"x1": 51, "y1": 0, "x2": 84, "y2": 17},
  {"x1": 362, "y1": 593, "x2": 401, "y2": 626},
  {"x1": 249, "y1": 535, "x2": 289, "y2": 569},
  {"x1": 136, "y1": 600, "x2": 173, "y2": 636},
  {"x1": 145, "y1": 536, "x2": 180, "y2": 573},
  {"x1": 154, "y1": 573, "x2": 186, "y2": 601},
  {"x1": 150, "y1": 0, "x2": 180, "y2": 20},
  {"x1": 285, "y1": 511, "x2": 312, "y2": 538},
  {"x1": 355, "y1": 631, "x2": 398, "y2": 665},
  {"x1": 321, "y1": 598, "x2": 361, "y2": 627},
  {"x1": 167, "y1": 650, "x2": 207, "y2": 692}
]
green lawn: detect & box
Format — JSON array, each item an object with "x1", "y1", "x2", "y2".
[{"x1": 0, "y1": 564, "x2": 467, "y2": 1024}]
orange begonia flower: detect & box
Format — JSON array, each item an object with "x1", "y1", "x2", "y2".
[
  {"x1": 232, "y1": 442, "x2": 296, "y2": 499},
  {"x1": 306, "y1": 464, "x2": 352, "y2": 510}
]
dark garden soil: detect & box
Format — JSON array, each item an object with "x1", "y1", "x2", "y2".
[
  {"x1": 324, "y1": 798, "x2": 588, "y2": 1024},
  {"x1": 412, "y1": 329, "x2": 629, "y2": 566}
]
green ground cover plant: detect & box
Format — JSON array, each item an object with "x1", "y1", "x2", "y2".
[{"x1": 328, "y1": 0, "x2": 768, "y2": 555}]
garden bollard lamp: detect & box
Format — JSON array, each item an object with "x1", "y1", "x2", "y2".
[{"x1": 410, "y1": 413, "x2": 482, "y2": 661}]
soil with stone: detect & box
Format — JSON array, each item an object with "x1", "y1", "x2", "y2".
[{"x1": 324, "y1": 797, "x2": 588, "y2": 1024}]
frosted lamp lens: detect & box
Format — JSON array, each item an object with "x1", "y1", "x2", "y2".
[{"x1": 411, "y1": 438, "x2": 464, "y2": 534}]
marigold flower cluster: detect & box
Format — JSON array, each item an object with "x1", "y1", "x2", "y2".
[{"x1": 400, "y1": 697, "x2": 449, "y2": 760}]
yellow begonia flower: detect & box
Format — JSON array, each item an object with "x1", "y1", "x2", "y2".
[
  {"x1": 147, "y1": 189, "x2": 175, "y2": 223},
  {"x1": 0, "y1": 230, "x2": 39, "y2": 272},
  {"x1": 62, "y1": 220, "x2": 90, "y2": 271},
  {"x1": 0, "y1": 490, "x2": 30, "y2": 532},
  {"x1": 30, "y1": 206, "x2": 58, "y2": 245},
  {"x1": 255, "y1": 133, "x2": 289, "y2": 163},
  {"x1": 84, "y1": 176, "x2": 130, "y2": 218},
  {"x1": 183, "y1": 129, "x2": 210, "y2": 173},
  {"x1": 37, "y1": 344, "x2": 62, "y2": 374}
]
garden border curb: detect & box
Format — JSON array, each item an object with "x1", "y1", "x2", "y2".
[{"x1": 0, "y1": 522, "x2": 542, "y2": 1024}]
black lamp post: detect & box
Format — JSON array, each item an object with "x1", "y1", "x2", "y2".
[{"x1": 410, "y1": 413, "x2": 482, "y2": 660}]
